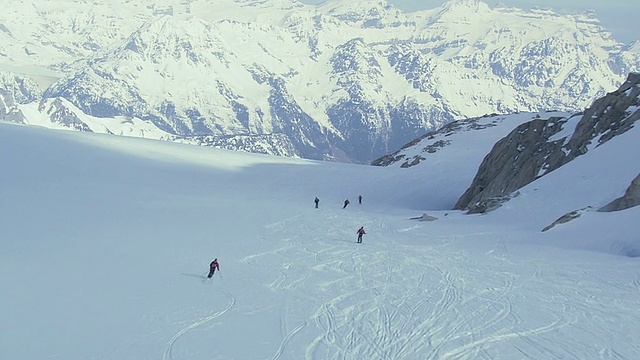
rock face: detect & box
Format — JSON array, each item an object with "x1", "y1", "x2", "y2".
[
  {"x1": 455, "y1": 72, "x2": 640, "y2": 213},
  {"x1": 599, "y1": 173, "x2": 640, "y2": 212},
  {"x1": 372, "y1": 115, "x2": 501, "y2": 168},
  {"x1": 0, "y1": 73, "x2": 40, "y2": 124},
  {"x1": 40, "y1": 99, "x2": 93, "y2": 132},
  {"x1": 0, "y1": 72, "x2": 41, "y2": 104},
  {"x1": 453, "y1": 116, "x2": 568, "y2": 213},
  {"x1": 541, "y1": 207, "x2": 590, "y2": 232},
  {"x1": 0, "y1": 89, "x2": 26, "y2": 124}
]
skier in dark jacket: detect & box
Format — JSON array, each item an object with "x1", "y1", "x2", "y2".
[
  {"x1": 314, "y1": 197, "x2": 320, "y2": 208},
  {"x1": 207, "y1": 258, "x2": 220, "y2": 278},
  {"x1": 357, "y1": 227, "x2": 365, "y2": 243},
  {"x1": 343, "y1": 199, "x2": 350, "y2": 208}
]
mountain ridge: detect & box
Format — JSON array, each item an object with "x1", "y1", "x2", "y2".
[
  {"x1": 376, "y1": 72, "x2": 640, "y2": 213},
  {"x1": 0, "y1": 0, "x2": 638, "y2": 162}
]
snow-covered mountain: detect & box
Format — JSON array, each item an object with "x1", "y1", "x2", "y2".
[
  {"x1": 0, "y1": 0, "x2": 638, "y2": 162},
  {"x1": 375, "y1": 72, "x2": 640, "y2": 220}
]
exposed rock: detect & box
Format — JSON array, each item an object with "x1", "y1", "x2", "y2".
[
  {"x1": 455, "y1": 73, "x2": 640, "y2": 213},
  {"x1": 40, "y1": 99, "x2": 92, "y2": 132},
  {"x1": 560, "y1": 72, "x2": 640, "y2": 161},
  {"x1": 467, "y1": 192, "x2": 521, "y2": 215},
  {"x1": 0, "y1": 70, "x2": 41, "y2": 123},
  {"x1": 599, "y1": 173, "x2": 640, "y2": 212},
  {"x1": 0, "y1": 71, "x2": 41, "y2": 104},
  {"x1": 420, "y1": 214, "x2": 438, "y2": 222},
  {"x1": 541, "y1": 207, "x2": 590, "y2": 232},
  {"x1": 371, "y1": 115, "x2": 497, "y2": 167},
  {"x1": 371, "y1": 153, "x2": 406, "y2": 167},
  {"x1": 0, "y1": 88, "x2": 27, "y2": 124},
  {"x1": 454, "y1": 117, "x2": 568, "y2": 212},
  {"x1": 410, "y1": 213, "x2": 438, "y2": 221},
  {"x1": 170, "y1": 133, "x2": 300, "y2": 158}
]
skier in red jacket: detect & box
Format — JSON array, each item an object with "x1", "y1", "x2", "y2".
[
  {"x1": 207, "y1": 258, "x2": 220, "y2": 278},
  {"x1": 357, "y1": 227, "x2": 366, "y2": 243}
]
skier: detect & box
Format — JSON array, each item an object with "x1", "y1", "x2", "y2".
[
  {"x1": 314, "y1": 197, "x2": 320, "y2": 209},
  {"x1": 358, "y1": 195, "x2": 363, "y2": 204},
  {"x1": 207, "y1": 258, "x2": 220, "y2": 278},
  {"x1": 343, "y1": 199, "x2": 350, "y2": 209},
  {"x1": 357, "y1": 226, "x2": 365, "y2": 243}
]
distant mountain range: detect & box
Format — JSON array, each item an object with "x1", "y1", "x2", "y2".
[{"x1": 1, "y1": 0, "x2": 638, "y2": 163}]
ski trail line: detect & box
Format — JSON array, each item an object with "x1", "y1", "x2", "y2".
[
  {"x1": 163, "y1": 288, "x2": 236, "y2": 360},
  {"x1": 270, "y1": 321, "x2": 307, "y2": 360}
]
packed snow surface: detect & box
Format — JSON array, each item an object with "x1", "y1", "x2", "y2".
[{"x1": 1, "y1": 122, "x2": 639, "y2": 359}]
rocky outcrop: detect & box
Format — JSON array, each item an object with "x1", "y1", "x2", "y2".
[
  {"x1": 39, "y1": 99, "x2": 92, "y2": 132},
  {"x1": 599, "y1": 173, "x2": 640, "y2": 212},
  {"x1": 409, "y1": 213, "x2": 439, "y2": 222},
  {"x1": 542, "y1": 172, "x2": 640, "y2": 230},
  {"x1": 0, "y1": 71, "x2": 41, "y2": 104},
  {"x1": 169, "y1": 132, "x2": 300, "y2": 158},
  {"x1": 0, "y1": 88, "x2": 27, "y2": 124},
  {"x1": 453, "y1": 116, "x2": 569, "y2": 213},
  {"x1": 371, "y1": 115, "x2": 499, "y2": 167},
  {"x1": 455, "y1": 72, "x2": 640, "y2": 213},
  {"x1": 0, "y1": 71, "x2": 41, "y2": 124},
  {"x1": 562, "y1": 72, "x2": 640, "y2": 159},
  {"x1": 541, "y1": 207, "x2": 590, "y2": 232}
]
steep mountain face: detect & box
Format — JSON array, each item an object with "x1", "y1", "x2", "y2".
[
  {"x1": 0, "y1": 0, "x2": 638, "y2": 162},
  {"x1": 0, "y1": 89, "x2": 26, "y2": 124},
  {"x1": 454, "y1": 72, "x2": 640, "y2": 213},
  {"x1": 0, "y1": 73, "x2": 40, "y2": 104},
  {"x1": 0, "y1": 72, "x2": 41, "y2": 123}
]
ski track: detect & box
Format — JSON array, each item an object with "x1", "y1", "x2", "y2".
[
  {"x1": 275, "y1": 211, "x2": 476, "y2": 359},
  {"x1": 5, "y1": 122, "x2": 640, "y2": 360},
  {"x1": 270, "y1": 319, "x2": 307, "y2": 360},
  {"x1": 168, "y1": 210, "x2": 640, "y2": 359},
  {"x1": 162, "y1": 288, "x2": 236, "y2": 360}
]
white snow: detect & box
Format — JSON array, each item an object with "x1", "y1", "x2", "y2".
[
  {"x1": 1, "y1": 121, "x2": 639, "y2": 359},
  {"x1": 2, "y1": 0, "x2": 635, "y2": 142}
]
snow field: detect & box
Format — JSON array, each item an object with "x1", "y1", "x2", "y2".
[{"x1": 1, "y1": 122, "x2": 639, "y2": 359}]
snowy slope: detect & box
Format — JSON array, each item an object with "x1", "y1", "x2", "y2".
[
  {"x1": 1, "y1": 122, "x2": 639, "y2": 359},
  {"x1": 370, "y1": 111, "x2": 572, "y2": 208},
  {"x1": 1, "y1": 0, "x2": 638, "y2": 163}
]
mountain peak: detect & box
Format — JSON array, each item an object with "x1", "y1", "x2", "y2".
[
  {"x1": 1, "y1": 0, "x2": 638, "y2": 164},
  {"x1": 318, "y1": 0, "x2": 395, "y2": 16},
  {"x1": 319, "y1": 0, "x2": 390, "y2": 9},
  {"x1": 428, "y1": 0, "x2": 492, "y2": 24},
  {"x1": 234, "y1": 0, "x2": 305, "y2": 9},
  {"x1": 440, "y1": 0, "x2": 489, "y2": 11}
]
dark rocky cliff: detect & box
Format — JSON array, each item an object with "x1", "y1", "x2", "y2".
[{"x1": 455, "y1": 72, "x2": 640, "y2": 213}]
